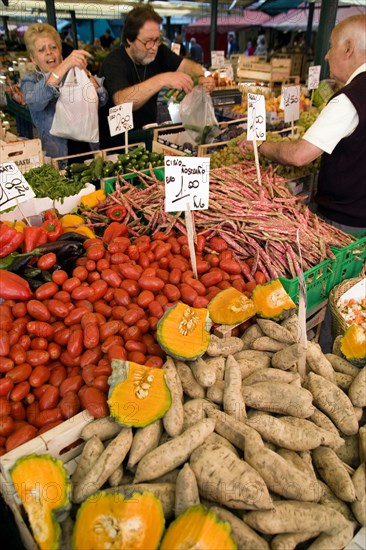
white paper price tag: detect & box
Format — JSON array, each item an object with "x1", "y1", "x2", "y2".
[
  {"x1": 283, "y1": 85, "x2": 300, "y2": 123},
  {"x1": 0, "y1": 162, "x2": 35, "y2": 212},
  {"x1": 247, "y1": 93, "x2": 266, "y2": 141},
  {"x1": 211, "y1": 50, "x2": 226, "y2": 68},
  {"x1": 108, "y1": 102, "x2": 134, "y2": 137},
  {"x1": 308, "y1": 65, "x2": 321, "y2": 90},
  {"x1": 164, "y1": 156, "x2": 210, "y2": 213},
  {"x1": 171, "y1": 42, "x2": 181, "y2": 55}
]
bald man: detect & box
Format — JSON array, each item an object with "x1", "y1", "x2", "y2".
[{"x1": 239, "y1": 15, "x2": 366, "y2": 234}]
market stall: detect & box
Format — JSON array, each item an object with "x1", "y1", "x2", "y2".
[{"x1": 0, "y1": 22, "x2": 365, "y2": 550}]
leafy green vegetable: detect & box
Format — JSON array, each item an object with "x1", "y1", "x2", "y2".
[{"x1": 24, "y1": 165, "x2": 86, "y2": 201}]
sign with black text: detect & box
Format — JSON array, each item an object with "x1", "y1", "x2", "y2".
[
  {"x1": 171, "y1": 42, "x2": 181, "y2": 55},
  {"x1": 164, "y1": 156, "x2": 210, "y2": 212},
  {"x1": 108, "y1": 102, "x2": 133, "y2": 137},
  {"x1": 283, "y1": 85, "x2": 300, "y2": 123},
  {"x1": 211, "y1": 51, "x2": 226, "y2": 69},
  {"x1": 0, "y1": 162, "x2": 35, "y2": 212},
  {"x1": 247, "y1": 93, "x2": 266, "y2": 141},
  {"x1": 308, "y1": 65, "x2": 321, "y2": 90}
]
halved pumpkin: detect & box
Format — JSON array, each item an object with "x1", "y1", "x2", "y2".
[
  {"x1": 160, "y1": 504, "x2": 236, "y2": 549},
  {"x1": 157, "y1": 301, "x2": 211, "y2": 360},
  {"x1": 72, "y1": 491, "x2": 164, "y2": 550},
  {"x1": 208, "y1": 287, "x2": 257, "y2": 325},
  {"x1": 10, "y1": 453, "x2": 71, "y2": 550},
  {"x1": 108, "y1": 360, "x2": 171, "y2": 427},
  {"x1": 340, "y1": 324, "x2": 366, "y2": 367},
  {"x1": 252, "y1": 279, "x2": 296, "y2": 321}
]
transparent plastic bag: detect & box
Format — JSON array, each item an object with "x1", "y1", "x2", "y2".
[{"x1": 179, "y1": 85, "x2": 220, "y2": 145}]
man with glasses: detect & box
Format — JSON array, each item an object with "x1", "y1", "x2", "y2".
[{"x1": 99, "y1": 6, "x2": 214, "y2": 145}]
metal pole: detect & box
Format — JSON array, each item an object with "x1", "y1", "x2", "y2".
[
  {"x1": 209, "y1": 0, "x2": 218, "y2": 65},
  {"x1": 90, "y1": 20, "x2": 95, "y2": 45},
  {"x1": 305, "y1": 1, "x2": 315, "y2": 49},
  {"x1": 70, "y1": 10, "x2": 78, "y2": 50},
  {"x1": 2, "y1": 16, "x2": 10, "y2": 41},
  {"x1": 45, "y1": 0, "x2": 57, "y2": 29},
  {"x1": 314, "y1": 0, "x2": 338, "y2": 79}
]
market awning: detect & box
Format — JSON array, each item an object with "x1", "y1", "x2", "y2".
[
  {"x1": 261, "y1": 4, "x2": 366, "y2": 30},
  {"x1": 185, "y1": 9, "x2": 272, "y2": 33},
  {"x1": 254, "y1": 0, "x2": 304, "y2": 16}
]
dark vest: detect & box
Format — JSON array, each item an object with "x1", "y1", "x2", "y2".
[{"x1": 315, "y1": 71, "x2": 366, "y2": 227}]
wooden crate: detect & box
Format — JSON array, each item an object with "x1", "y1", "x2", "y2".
[
  {"x1": 51, "y1": 149, "x2": 102, "y2": 171},
  {"x1": 0, "y1": 411, "x2": 93, "y2": 550},
  {"x1": 0, "y1": 138, "x2": 43, "y2": 173}
]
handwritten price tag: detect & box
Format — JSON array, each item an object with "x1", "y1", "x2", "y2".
[
  {"x1": 283, "y1": 85, "x2": 300, "y2": 123},
  {"x1": 108, "y1": 102, "x2": 134, "y2": 137},
  {"x1": 247, "y1": 93, "x2": 266, "y2": 141},
  {"x1": 171, "y1": 42, "x2": 181, "y2": 55},
  {"x1": 211, "y1": 51, "x2": 226, "y2": 69},
  {"x1": 308, "y1": 65, "x2": 321, "y2": 90},
  {"x1": 0, "y1": 162, "x2": 36, "y2": 212},
  {"x1": 164, "y1": 156, "x2": 210, "y2": 213}
]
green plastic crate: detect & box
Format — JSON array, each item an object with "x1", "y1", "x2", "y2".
[
  {"x1": 330, "y1": 231, "x2": 366, "y2": 287},
  {"x1": 279, "y1": 258, "x2": 335, "y2": 313},
  {"x1": 102, "y1": 166, "x2": 164, "y2": 195}
]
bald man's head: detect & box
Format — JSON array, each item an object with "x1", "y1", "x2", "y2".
[{"x1": 334, "y1": 14, "x2": 366, "y2": 52}]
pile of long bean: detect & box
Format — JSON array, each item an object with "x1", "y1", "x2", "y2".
[{"x1": 90, "y1": 162, "x2": 354, "y2": 279}]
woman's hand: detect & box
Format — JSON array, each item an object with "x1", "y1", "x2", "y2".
[
  {"x1": 238, "y1": 139, "x2": 254, "y2": 156},
  {"x1": 62, "y1": 49, "x2": 93, "y2": 72}
]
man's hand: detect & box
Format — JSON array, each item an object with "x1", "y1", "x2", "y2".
[
  {"x1": 238, "y1": 139, "x2": 254, "y2": 156},
  {"x1": 164, "y1": 72, "x2": 196, "y2": 94},
  {"x1": 199, "y1": 75, "x2": 215, "y2": 92}
]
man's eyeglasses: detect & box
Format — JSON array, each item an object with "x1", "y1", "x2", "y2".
[{"x1": 136, "y1": 37, "x2": 161, "y2": 50}]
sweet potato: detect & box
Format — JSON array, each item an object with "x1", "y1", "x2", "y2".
[
  {"x1": 210, "y1": 505, "x2": 270, "y2": 550},
  {"x1": 80, "y1": 416, "x2": 121, "y2": 441},
  {"x1": 359, "y1": 426, "x2": 366, "y2": 463},
  {"x1": 309, "y1": 407, "x2": 341, "y2": 438},
  {"x1": 108, "y1": 464, "x2": 124, "y2": 487},
  {"x1": 182, "y1": 398, "x2": 211, "y2": 430},
  {"x1": 306, "y1": 521, "x2": 355, "y2": 550},
  {"x1": 325, "y1": 353, "x2": 359, "y2": 377},
  {"x1": 204, "y1": 356, "x2": 225, "y2": 381},
  {"x1": 256, "y1": 318, "x2": 296, "y2": 344},
  {"x1": 242, "y1": 368, "x2": 300, "y2": 386},
  {"x1": 71, "y1": 435, "x2": 104, "y2": 484},
  {"x1": 244, "y1": 500, "x2": 350, "y2": 535},
  {"x1": 242, "y1": 381, "x2": 315, "y2": 418},
  {"x1": 190, "y1": 442, "x2": 273, "y2": 510},
  {"x1": 189, "y1": 356, "x2": 216, "y2": 388},
  {"x1": 174, "y1": 463, "x2": 200, "y2": 517},
  {"x1": 154, "y1": 469, "x2": 180, "y2": 484},
  {"x1": 205, "y1": 432, "x2": 239, "y2": 456},
  {"x1": 334, "y1": 372, "x2": 354, "y2": 391},
  {"x1": 234, "y1": 350, "x2": 271, "y2": 379},
  {"x1": 206, "y1": 380, "x2": 225, "y2": 404},
  {"x1": 133, "y1": 418, "x2": 216, "y2": 483},
  {"x1": 73, "y1": 427, "x2": 133, "y2": 503},
  {"x1": 276, "y1": 448, "x2": 318, "y2": 482},
  {"x1": 348, "y1": 366, "x2": 366, "y2": 407},
  {"x1": 351, "y1": 463, "x2": 366, "y2": 526},
  {"x1": 104, "y1": 483, "x2": 175, "y2": 519},
  {"x1": 281, "y1": 313, "x2": 300, "y2": 340},
  {"x1": 281, "y1": 416, "x2": 345, "y2": 450},
  {"x1": 223, "y1": 355, "x2": 246, "y2": 421},
  {"x1": 318, "y1": 480, "x2": 357, "y2": 522},
  {"x1": 243, "y1": 426, "x2": 321, "y2": 502},
  {"x1": 174, "y1": 359, "x2": 205, "y2": 399},
  {"x1": 205, "y1": 406, "x2": 247, "y2": 450},
  {"x1": 206, "y1": 334, "x2": 243, "y2": 357},
  {"x1": 305, "y1": 372, "x2": 359, "y2": 435},
  {"x1": 335, "y1": 434, "x2": 360, "y2": 469},
  {"x1": 163, "y1": 356, "x2": 184, "y2": 437},
  {"x1": 252, "y1": 337, "x2": 287, "y2": 352},
  {"x1": 271, "y1": 343, "x2": 307, "y2": 372},
  {"x1": 127, "y1": 419, "x2": 163, "y2": 470},
  {"x1": 240, "y1": 324, "x2": 264, "y2": 350},
  {"x1": 306, "y1": 341, "x2": 336, "y2": 382},
  {"x1": 312, "y1": 446, "x2": 356, "y2": 502},
  {"x1": 271, "y1": 531, "x2": 321, "y2": 550}
]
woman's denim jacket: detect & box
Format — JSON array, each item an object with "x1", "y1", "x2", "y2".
[{"x1": 20, "y1": 70, "x2": 108, "y2": 159}]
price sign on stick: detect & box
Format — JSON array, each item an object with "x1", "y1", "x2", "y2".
[
  {"x1": 211, "y1": 51, "x2": 225, "y2": 69},
  {"x1": 283, "y1": 85, "x2": 300, "y2": 123},
  {"x1": 308, "y1": 65, "x2": 321, "y2": 90},
  {"x1": 171, "y1": 42, "x2": 181, "y2": 55},
  {"x1": 247, "y1": 93, "x2": 266, "y2": 186},
  {"x1": 165, "y1": 156, "x2": 210, "y2": 278},
  {"x1": 108, "y1": 102, "x2": 134, "y2": 137},
  {"x1": 0, "y1": 162, "x2": 35, "y2": 212}
]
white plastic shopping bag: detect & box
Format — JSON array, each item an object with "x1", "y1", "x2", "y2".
[{"x1": 50, "y1": 67, "x2": 99, "y2": 143}]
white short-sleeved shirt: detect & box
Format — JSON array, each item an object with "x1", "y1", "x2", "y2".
[{"x1": 303, "y1": 64, "x2": 366, "y2": 154}]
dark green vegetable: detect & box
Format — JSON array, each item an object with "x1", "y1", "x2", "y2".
[
  {"x1": 24, "y1": 165, "x2": 86, "y2": 201},
  {"x1": 57, "y1": 232, "x2": 88, "y2": 243}
]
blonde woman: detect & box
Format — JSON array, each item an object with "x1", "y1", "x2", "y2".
[{"x1": 21, "y1": 23, "x2": 108, "y2": 159}]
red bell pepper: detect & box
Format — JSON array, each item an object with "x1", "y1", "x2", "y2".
[
  {"x1": 23, "y1": 226, "x2": 48, "y2": 253},
  {"x1": 44, "y1": 209, "x2": 58, "y2": 221},
  {"x1": 0, "y1": 224, "x2": 24, "y2": 258},
  {"x1": 106, "y1": 205, "x2": 127, "y2": 222},
  {"x1": 0, "y1": 270, "x2": 32, "y2": 300},
  {"x1": 102, "y1": 222, "x2": 128, "y2": 245},
  {"x1": 41, "y1": 219, "x2": 64, "y2": 242}
]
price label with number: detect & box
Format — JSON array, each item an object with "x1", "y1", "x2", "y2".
[
  {"x1": 308, "y1": 65, "x2": 321, "y2": 90},
  {"x1": 283, "y1": 85, "x2": 300, "y2": 123},
  {"x1": 108, "y1": 102, "x2": 134, "y2": 137},
  {"x1": 247, "y1": 93, "x2": 266, "y2": 141},
  {"x1": 0, "y1": 162, "x2": 36, "y2": 212},
  {"x1": 211, "y1": 51, "x2": 226, "y2": 69},
  {"x1": 164, "y1": 156, "x2": 210, "y2": 213}
]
